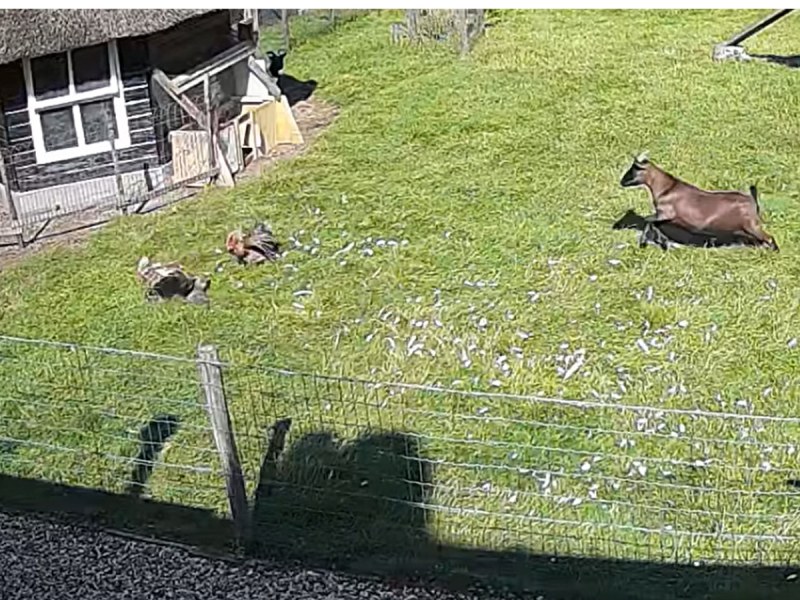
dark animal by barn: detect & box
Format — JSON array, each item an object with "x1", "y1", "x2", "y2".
[
  {"x1": 612, "y1": 209, "x2": 762, "y2": 250},
  {"x1": 620, "y1": 154, "x2": 778, "y2": 251},
  {"x1": 267, "y1": 49, "x2": 287, "y2": 78},
  {"x1": 267, "y1": 49, "x2": 317, "y2": 106}
]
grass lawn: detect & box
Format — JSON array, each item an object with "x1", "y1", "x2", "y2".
[{"x1": 3, "y1": 9, "x2": 800, "y2": 569}]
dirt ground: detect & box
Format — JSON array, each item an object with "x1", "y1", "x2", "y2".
[{"x1": 0, "y1": 97, "x2": 340, "y2": 270}]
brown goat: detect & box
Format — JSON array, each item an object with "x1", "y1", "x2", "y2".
[{"x1": 620, "y1": 154, "x2": 778, "y2": 251}]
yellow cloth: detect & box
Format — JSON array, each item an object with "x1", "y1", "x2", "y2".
[{"x1": 249, "y1": 98, "x2": 303, "y2": 149}]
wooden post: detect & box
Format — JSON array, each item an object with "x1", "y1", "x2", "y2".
[
  {"x1": 107, "y1": 115, "x2": 126, "y2": 214},
  {"x1": 0, "y1": 149, "x2": 23, "y2": 248},
  {"x1": 475, "y1": 9, "x2": 486, "y2": 39},
  {"x1": 406, "y1": 9, "x2": 419, "y2": 42},
  {"x1": 203, "y1": 74, "x2": 216, "y2": 180},
  {"x1": 456, "y1": 9, "x2": 470, "y2": 57},
  {"x1": 281, "y1": 9, "x2": 290, "y2": 50},
  {"x1": 196, "y1": 344, "x2": 251, "y2": 546},
  {"x1": 247, "y1": 56, "x2": 283, "y2": 100},
  {"x1": 210, "y1": 110, "x2": 235, "y2": 188}
]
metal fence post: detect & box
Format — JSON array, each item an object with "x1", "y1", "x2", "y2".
[{"x1": 196, "y1": 344, "x2": 251, "y2": 547}]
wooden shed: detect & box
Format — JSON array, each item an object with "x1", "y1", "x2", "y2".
[{"x1": 0, "y1": 9, "x2": 281, "y2": 224}]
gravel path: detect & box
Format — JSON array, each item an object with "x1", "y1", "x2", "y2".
[{"x1": 0, "y1": 511, "x2": 511, "y2": 600}]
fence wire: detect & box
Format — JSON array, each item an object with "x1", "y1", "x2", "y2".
[
  {"x1": 258, "y1": 9, "x2": 369, "y2": 52},
  {"x1": 392, "y1": 10, "x2": 487, "y2": 54},
  {"x1": 0, "y1": 100, "x2": 219, "y2": 238},
  {"x1": 0, "y1": 336, "x2": 227, "y2": 513},
  {"x1": 223, "y1": 362, "x2": 800, "y2": 567},
  {"x1": 1, "y1": 334, "x2": 800, "y2": 571}
]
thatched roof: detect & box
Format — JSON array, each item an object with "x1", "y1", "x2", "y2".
[{"x1": 0, "y1": 9, "x2": 220, "y2": 65}]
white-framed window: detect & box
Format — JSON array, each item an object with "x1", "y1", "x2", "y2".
[{"x1": 22, "y1": 40, "x2": 131, "y2": 165}]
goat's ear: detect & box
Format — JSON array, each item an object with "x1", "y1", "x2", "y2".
[
  {"x1": 635, "y1": 151, "x2": 650, "y2": 164},
  {"x1": 278, "y1": 49, "x2": 287, "y2": 57},
  {"x1": 267, "y1": 51, "x2": 276, "y2": 59}
]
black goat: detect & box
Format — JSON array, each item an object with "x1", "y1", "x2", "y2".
[
  {"x1": 612, "y1": 209, "x2": 762, "y2": 250},
  {"x1": 266, "y1": 49, "x2": 318, "y2": 106},
  {"x1": 267, "y1": 50, "x2": 287, "y2": 78}
]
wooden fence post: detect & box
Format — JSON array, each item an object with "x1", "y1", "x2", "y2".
[
  {"x1": 203, "y1": 75, "x2": 217, "y2": 180},
  {"x1": 406, "y1": 9, "x2": 419, "y2": 42},
  {"x1": 105, "y1": 105, "x2": 126, "y2": 214},
  {"x1": 196, "y1": 344, "x2": 251, "y2": 546},
  {"x1": 0, "y1": 149, "x2": 23, "y2": 248},
  {"x1": 456, "y1": 9, "x2": 470, "y2": 57},
  {"x1": 281, "y1": 9, "x2": 290, "y2": 50},
  {"x1": 109, "y1": 133, "x2": 126, "y2": 214},
  {"x1": 474, "y1": 9, "x2": 486, "y2": 40}
]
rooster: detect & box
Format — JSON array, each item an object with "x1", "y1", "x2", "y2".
[
  {"x1": 136, "y1": 257, "x2": 210, "y2": 305},
  {"x1": 225, "y1": 222, "x2": 281, "y2": 265}
]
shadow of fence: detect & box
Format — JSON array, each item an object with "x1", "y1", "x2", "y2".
[
  {"x1": 250, "y1": 426, "x2": 433, "y2": 567},
  {"x1": 1, "y1": 335, "x2": 800, "y2": 598},
  {"x1": 0, "y1": 454, "x2": 797, "y2": 600}
]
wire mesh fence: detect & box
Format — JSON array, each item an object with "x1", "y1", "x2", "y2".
[
  {"x1": 391, "y1": 10, "x2": 487, "y2": 55},
  {"x1": 258, "y1": 9, "x2": 370, "y2": 52},
  {"x1": 0, "y1": 336, "x2": 227, "y2": 513},
  {"x1": 0, "y1": 100, "x2": 219, "y2": 241},
  {"x1": 1, "y1": 334, "x2": 800, "y2": 571},
  {"x1": 224, "y1": 359, "x2": 800, "y2": 567}
]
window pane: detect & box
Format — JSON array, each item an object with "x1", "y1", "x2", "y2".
[
  {"x1": 41, "y1": 107, "x2": 78, "y2": 151},
  {"x1": 80, "y1": 99, "x2": 117, "y2": 145},
  {"x1": 31, "y1": 53, "x2": 69, "y2": 100},
  {"x1": 72, "y1": 43, "x2": 111, "y2": 93}
]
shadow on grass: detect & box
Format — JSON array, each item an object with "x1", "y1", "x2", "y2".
[
  {"x1": 246, "y1": 420, "x2": 799, "y2": 600},
  {"x1": 1, "y1": 423, "x2": 798, "y2": 600},
  {"x1": 249, "y1": 422, "x2": 432, "y2": 567},
  {"x1": 748, "y1": 53, "x2": 800, "y2": 68},
  {"x1": 125, "y1": 414, "x2": 181, "y2": 498},
  {"x1": 277, "y1": 72, "x2": 318, "y2": 106},
  {"x1": 0, "y1": 473, "x2": 235, "y2": 553}
]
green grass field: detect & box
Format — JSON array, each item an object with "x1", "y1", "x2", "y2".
[{"x1": 3, "y1": 9, "x2": 800, "y2": 569}]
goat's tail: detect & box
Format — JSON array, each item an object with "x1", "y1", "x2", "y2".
[{"x1": 750, "y1": 184, "x2": 761, "y2": 215}]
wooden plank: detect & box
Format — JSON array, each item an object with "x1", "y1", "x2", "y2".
[
  {"x1": 219, "y1": 121, "x2": 243, "y2": 174},
  {"x1": 203, "y1": 74, "x2": 215, "y2": 182},
  {"x1": 171, "y1": 41, "x2": 256, "y2": 94},
  {"x1": 154, "y1": 68, "x2": 232, "y2": 188},
  {"x1": 152, "y1": 69, "x2": 208, "y2": 130},
  {"x1": 169, "y1": 130, "x2": 211, "y2": 182},
  {"x1": 212, "y1": 113, "x2": 235, "y2": 188},
  {"x1": 196, "y1": 344, "x2": 251, "y2": 546},
  {"x1": 247, "y1": 57, "x2": 282, "y2": 100}
]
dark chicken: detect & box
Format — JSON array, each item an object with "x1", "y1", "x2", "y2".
[
  {"x1": 226, "y1": 223, "x2": 281, "y2": 265},
  {"x1": 136, "y1": 257, "x2": 210, "y2": 305}
]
